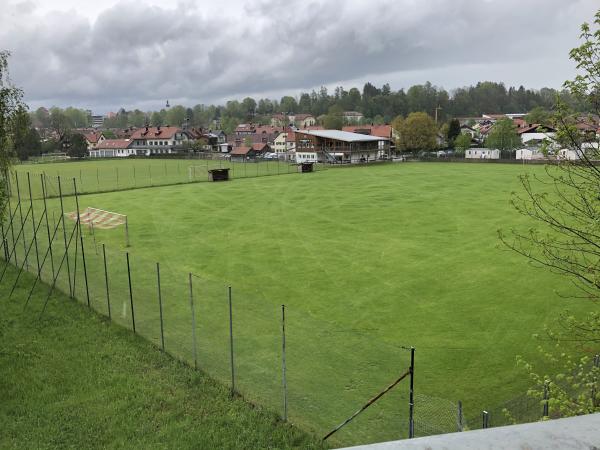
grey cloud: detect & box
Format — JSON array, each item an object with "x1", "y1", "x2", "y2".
[{"x1": 1, "y1": 0, "x2": 598, "y2": 112}]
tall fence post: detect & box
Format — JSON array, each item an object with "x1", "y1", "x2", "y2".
[
  {"x1": 7, "y1": 195, "x2": 17, "y2": 265},
  {"x1": 27, "y1": 173, "x2": 40, "y2": 274},
  {"x1": 58, "y1": 176, "x2": 72, "y2": 297},
  {"x1": 15, "y1": 172, "x2": 28, "y2": 270},
  {"x1": 543, "y1": 381, "x2": 549, "y2": 418},
  {"x1": 457, "y1": 400, "x2": 463, "y2": 432},
  {"x1": 41, "y1": 174, "x2": 55, "y2": 279},
  {"x1": 482, "y1": 410, "x2": 489, "y2": 429},
  {"x1": 126, "y1": 252, "x2": 136, "y2": 333},
  {"x1": 73, "y1": 178, "x2": 90, "y2": 307},
  {"x1": 157, "y1": 262, "x2": 165, "y2": 352},
  {"x1": 102, "y1": 244, "x2": 111, "y2": 320},
  {"x1": 409, "y1": 346, "x2": 415, "y2": 438},
  {"x1": 188, "y1": 273, "x2": 198, "y2": 369},
  {"x1": 281, "y1": 304, "x2": 288, "y2": 421},
  {"x1": 228, "y1": 286, "x2": 235, "y2": 396}
]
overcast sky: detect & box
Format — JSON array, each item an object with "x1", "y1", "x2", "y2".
[{"x1": 2, "y1": 0, "x2": 598, "y2": 114}]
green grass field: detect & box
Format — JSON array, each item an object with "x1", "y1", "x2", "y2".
[
  {"x1": 0, "y1": 267, "x2": 323, "y2": 449},
  {"x1": 2, "y1": 161, "x2": 585, "y2": 447}
]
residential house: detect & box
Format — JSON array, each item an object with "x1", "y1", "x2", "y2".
[
  {"x1": 231, "y1": 124, "x2": 280, "y2": 148},
  {"x1": 270, "y1": 113, "x2": 316, "y2": 128},
  {"x1": 343, "y1": 111, "x2": 364, "y2": 124},
  {"x1": 89, "y1": 139, "x2": 134, "y2": 158},
  {"x1": 294, "y1": 129, "x2": 388, "y2": 163},
  {"x1": 517, "y1": 124, "x2": 556, "y2": 146},
  {"x1": 83, "y1": 131, "x2": 106, "y2": 151},
  {"x1": 229, "y1": 143, "x2": 271, "y2": 161},
  {"x1": 129, "y1": 126, "x2": 191, "y2": 156}
]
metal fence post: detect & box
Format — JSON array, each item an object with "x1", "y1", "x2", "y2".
[
  {"x1": 188, "y1": 273, "x2": 198, "y2": 369},
  {"x1": 482, "y1": 410, "x2": 489, "y2": 429},
  {"x1": 15, "y1": 172, "x2": 28, "y2": 270},
  {"x1": 58, "y1": 176, "x2": 72, "y2": 297},
  {"x1": 409, "y1": 346, "x2": 415, "y2": 438},
  {"x1": 457, "y1": 400, "x2": 463, "y2": 432},
  {"x1": 73, "y1": 178, "x2": 90, "y2": 307},
  {"x1": 27, "y1": 173, "x2": 40, "y2": 274},
  {"x1": 282, "y1": 304, "x2": 288, "y2": 421},
  {"x1": 127, "y1": 252, "x2": 136, "y2": 333},
  {"x1": 157, "y1": 262, "x2": 165, "y2": 351},
  {"x1": 40, "y1": 174, "x2": 55, "y2": 279},
  {"x1": 543, "y1": 381, "x2": 549, "y2": 417},
  {"x1": 228, "y1": 286, "x2": 235, "y2": 396},
  {"x1": 7, "y1": 195, "x2": 16, "y2": 265},
  {"x1": 102, "y1": 244, "x2": 111, "y2": 319}
]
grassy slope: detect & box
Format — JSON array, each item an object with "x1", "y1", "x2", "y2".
[
  {"x1": 0, "y1": 268, "x2": 324, "y2": 450},
  {"x1": 6, "y1": 161, "x2": 587, "y2": 445}
]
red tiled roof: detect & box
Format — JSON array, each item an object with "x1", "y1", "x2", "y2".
[
  {"x1": 230, "y1": 146, "x2": 251, "y2": 155},
  {"x1": 96, "y1": 139, "x2": 132, "y2": 149},
  {"x1": 84, "y1": 132, "x2": 103, "y2": 143},
  {"x1": 130, "y1": 126, "x2": 182, "y2": 140},
  {"x1": 342, "y1": 125, "x2": 392, "y2": 139}
]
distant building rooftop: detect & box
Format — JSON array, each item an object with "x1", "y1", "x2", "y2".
[{"x1": 300, "y1": 129, "x2": 387, "y2": 142}]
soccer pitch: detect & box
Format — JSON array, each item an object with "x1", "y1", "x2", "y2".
[{"x1": 4, "y1": 161, "x2": 585, "y2": 446}]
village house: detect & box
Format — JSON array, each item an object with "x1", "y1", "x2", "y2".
[
  {"x1": 294, "y1": 129, "x2": 388, "y2": 163},
  {"x1": 229, "y1": 143, "x2": 271, "y2": 161},
  {"x1": 270, "y1": 113, "x2": 316, "y2": 128},
  {"x1": 129, "y1": 126, "x2": 191, "y2": 156},
  {"x1": 83, "y1": 130, "x2": 106, "y2": 151},
  {"x1": 517, "y1": 124, "x2": 556, "y2": 146},
  {"x1": 89, "y1": 139, "x2": 135, "y2": 158},
  {"x1": 343, "y1": 111, "x2": 364, "y2": 124},
  {"x1": 231, "y1": 124, "x2": 280, "y2": 148}
]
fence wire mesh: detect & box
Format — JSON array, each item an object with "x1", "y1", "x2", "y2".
[
  {"x1": 10, "y1": 158, "x2": 324, "y2": 200},
  {"x1": 0, "y1": 170, "x2": 562, "y2": 448}
]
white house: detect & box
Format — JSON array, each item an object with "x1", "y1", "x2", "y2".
[
  {"x1": 465, "y1": 148, "x2": 500, "y2": 159},
  {"x1": 129, "y1": 126, "x2": 191, "y2": 156},
  {"x1": 518, "y1": 124, "x2": 556, "y2": 146},
  {"x1": 343, "y1": 111, "x2": 364, "y2": 124},
  {"x1": 89, "y1": 139, "x2": 134, "y2": 158}
]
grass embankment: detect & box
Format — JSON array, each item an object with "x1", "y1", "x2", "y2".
[{"x1": 0, "y1": 267, "x2": 324, "y2": 449}]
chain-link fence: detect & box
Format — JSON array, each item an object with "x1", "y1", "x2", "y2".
[
  {"x1": 10, "y1": 158, "x2": 326, "y2": 199},
  {"x1": 2, "y1": 171, "x2": 584, "y2": 448}
]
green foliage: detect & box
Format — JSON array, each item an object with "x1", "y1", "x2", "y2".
[
  {"x1": 447, "y1": 118, "x2": 461, "y2": 145},
  {"x1": 515, "y1": 326, "x2": 600, "y2": 419},
  {"x1": 0, "y1": 50, "x2": 22, "y2": 215},
  {"x1": 166, "y1": 105, "x2": 186, "y2": 127},
  {"x1": 67, "y1": 133, "x2": 88, "y2": 158},
  {"x1": 397, "y1": 112, "x2": 437, "y2": 152},
  {"x1": 501, "y1": 9, "x2": 600, "y2": 421},
  {"x1": 454, "y1": 133, "x2": 472, "y2": 153},
  {"x1": 11, "y1": 105, "x2": 41, "y2": 160},
  {"x1": 525, "y1": 106, "x2": 553, "y2": 125},
  {"x1": 485, "y1": 118, "x2": 520, "y2": 150}
]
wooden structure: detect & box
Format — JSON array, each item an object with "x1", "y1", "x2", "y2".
[
  {"x1": 297, "y1": 162, "x2": 314, "y2": 173},
  {"x1": 208, "y1": 168, "x2": 230, "y2": 181},
  {"x1": 294, "y1": 130, "x2": 389, "y2": 163}
]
